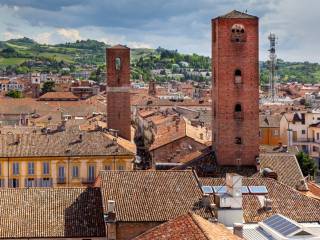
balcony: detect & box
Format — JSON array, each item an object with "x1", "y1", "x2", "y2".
[{"x1": 24, "y1": 178, "x2": 53, "y2": 187}]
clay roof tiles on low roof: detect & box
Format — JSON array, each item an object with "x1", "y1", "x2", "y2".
[
  {"x1": 99, "y1": 170, "x2": 212, "y2": 222},
  {"x1": 134, "y1": 212, "x2": 241, "y2": 240},
  {"x1": 0, "y1": 187, "x2": 105, "y2": 239},
  {"x1": 39, "y1": 91, "x2": 79, "y2": 100},
  {"x1": 200, "y1": 177, "x2": 320, "y2": 223},
  {"x1": 256, "y1": 153, "x2": 307, "y2": 190},
  {"x1": 0, "y1": 128, "x2": 133, "y2": 158}
]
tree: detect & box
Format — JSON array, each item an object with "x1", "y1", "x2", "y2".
[
  {"x1": 6, "y1": 90, "x2": 23, "y2": 98},
  {"x1": 296, "y1": 152, "x2": 317, "y2": 177},
  {"x1": 41, "y1": 81, "x2": 55, "y2": 94}
]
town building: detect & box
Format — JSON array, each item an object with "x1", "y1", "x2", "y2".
[{"x1": 0, "y1": 127, "x2": 134, "y2": 188}]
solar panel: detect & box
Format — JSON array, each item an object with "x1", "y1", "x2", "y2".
[
  {"x1": 263, "y1": 214, "x2": 301, "y2": 237},
  {"x1": 241, "y1": 186, "x2": 249, "y2": 194},
  {"x1": 212, "y1": 186, "x2": 227, "y2": 194},
  {"x1": 248, "y1": 185, "x2": 268, "y2": 194},
  {"x1": 201, "y1": 186, "x2": 213, "y2": 194}
]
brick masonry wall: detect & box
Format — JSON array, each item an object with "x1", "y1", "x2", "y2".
[
  {"x1": 116, "y1": 222, "x2": 162, "y2": 240},
  {"x1": 212, "y1": 17, "x2": 259, "y2": 166},
  {"x1": 106, "y1": 47, "x2": 131, "y2": 141}
]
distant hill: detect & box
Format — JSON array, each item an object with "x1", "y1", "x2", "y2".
[{"x1": 1, "y1": 37, "x2": 320, "y2": 84}]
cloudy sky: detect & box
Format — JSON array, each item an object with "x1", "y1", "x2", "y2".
[{"x1": 0, "y1": 0, "x2": 319, "y2": 62}]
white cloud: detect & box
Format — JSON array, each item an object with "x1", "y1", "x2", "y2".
[
  {"x1": 34, "y1": 32, "x2": 52, "y2": 44},
  {"x1": 56, "y1": 28, "x2": 82, "y2": 41},
  {"x1": 3, "y1": 31, "x2": 23, "y2": 40}
]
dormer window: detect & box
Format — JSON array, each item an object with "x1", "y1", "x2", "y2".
[
  {"x1": 234, "y1": 69, "x2": 242, "y2": 84},
  {"x1": 231, "y1": 24, "x2": 246, "y2": 42},
  {"x1": 115, "y1": 57, "x2": 121, "y2": 71}
]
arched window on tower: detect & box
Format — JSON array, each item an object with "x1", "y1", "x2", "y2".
[
  {"x1": 234, "y1": 103, "x2": 243, "y2": 120},
  {"x1": 231, "y1": 24, "x2": 246, "y2": 43},
  {"x1": 234, "y1": 69, "x2": 242, "y2": 84},
  {"x1": 115, "y1": 57, "x2": 121, "y2": 71}
]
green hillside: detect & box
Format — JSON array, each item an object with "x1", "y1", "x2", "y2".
[{"x1": 1, "y1": 37, "x2": 320, "y2": 84}]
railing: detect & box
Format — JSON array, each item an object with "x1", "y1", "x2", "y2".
[{"x1": 24, "y1": 178, "x2": 53, "y2": 187}]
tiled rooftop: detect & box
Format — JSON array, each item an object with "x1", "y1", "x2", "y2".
[
  {"x1": 0, "y1": 187, "x2": 105, "y2": 238},
  {"x1": 0, "y1": 128, "x2": 133, "y2": 157},
  {"x1": 99, "y1": 170, "x2": 212, "y2": 222},
  {"x1": 200, "y1": 177, "x2": 320, "y2": 223},
  {"x1": 134, "y1": 212, "x2": 241, "y2": 240}
]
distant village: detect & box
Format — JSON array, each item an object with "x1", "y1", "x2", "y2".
[{"x1": 0, "y1": 9, "x2": 320, "y2": 240}]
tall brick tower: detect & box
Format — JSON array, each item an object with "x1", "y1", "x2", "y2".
[
  {"x1": 106, "y1": 45, "x2": 131, "y2": 140},
  {"x1": 212, "y1": 10, "x2": 259, "y2": 166}
]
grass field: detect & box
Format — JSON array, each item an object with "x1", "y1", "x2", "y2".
[{"x1": 0, "y1": 57, "x2": 28, "y2": 65}]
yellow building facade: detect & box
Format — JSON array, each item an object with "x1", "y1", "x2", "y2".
[{"x1": 0, "y1": 128, "x2": 134, "y2": 188}]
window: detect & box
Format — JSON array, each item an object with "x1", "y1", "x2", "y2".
[
  {"x1": 12, "y1": 163, "x2": 19, "y2": 175},
  {"x1": 0, "y1": 163, "x2": 1, "y2": 176},
  {"x1": 0, "y1": 179, "x2": 5, "y2": 187},
  {"x1": 302, "y1": 130, "x2": 306, "y2": 134},
  {"x1": 273, "y1": 130, "x2": 279, "y2": 136},
  {"x1": 235, "y1": 104, "x2": 242, "y2": 112},
  {"x1": 88, "y1": 165, "x2": 95, "y2": 181},
  {"x1": 42, "y1": 178, "x2": 51, "y2": 187},
  {"x1": 235, "y1": 137, "x2": 242, "y2": 144},
  {"x1": 43, "y1": 162, "x2": 49, "y2": 175},
  {"x1": 72, "y1": 166, "x2": 79, "y2": 178},
  {"x1": 317, "y1": 133, "x2": 320, "y2": 140},
  {"x1": 231, "y1": 24, "x2": 246, "y2": 42},
  {"x1": 234, "y1": 103, "x2": 243, "y2": 120},
  {"x1": 104, "y1": 165, "x2": 112, "y2": 170},
  {"x1": 25, "y1": 178, "x2": 35, "y2": 187},
  {"x1": 234, "y1": 69, "x2": 242, "y2": 84},
  {"x1": 117, "y1": 165, "x2": 124, "y2": 170},
  {"x1": 58, "y1": 166, "x2": 65, "y2": 179},
  {"x1": 28, "y1": 162, "x2": 35, "y2": 175},
  {"x1": 115, "y1": 57, "x2": 121, "y2": 71},
  {"x1": 10, "y1": 179, "x2": 19, "y2": 188}
]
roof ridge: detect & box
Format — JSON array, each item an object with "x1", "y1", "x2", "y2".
[{"x1": 189, "y1": 212, "x2": 212, "y2": 240}]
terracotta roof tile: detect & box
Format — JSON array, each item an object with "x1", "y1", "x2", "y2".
[
  {"x1": 200, "y1": 177, "x2": 320, "y2": 223},
  {"x1": 99, "y1": 170, "x2": 213, "y2": 222},
  {"x1": 134, "y1": 213, "x2": 241, "y2": 240},
  {"x1": 0, "y1": 128, "x2": 133, "y2": 157},
  {"x1": 0, "y1": 187, "x2": 105, "y2": 238}
]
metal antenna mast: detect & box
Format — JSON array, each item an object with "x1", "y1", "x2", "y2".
[{"x1": 268, "y1": 33, "x2": 278, "y2": 102}]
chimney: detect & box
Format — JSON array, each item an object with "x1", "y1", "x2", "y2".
[
  {"x1": 201, "y1": 193, "x2": 210, "y2": 208},
  {"x1": 233, "y1": 223, "x2": 243, "y2": 238},
  {"x1": 263, "y1": 197, "x2": 272, "y2": 211},
  {"x1": 105, "y1": 200, "x2": 116, "y2": 240}
]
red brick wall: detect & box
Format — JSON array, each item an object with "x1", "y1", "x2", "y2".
[
  {"x1": 212, "y1": 15, "x2": 259, "y2": 166},
  {"x1": 116, "y1": 222, "x2": 162, "y2": 240},
  {"x1": 106, "y1": 46, "x2": 131, "y2": 140}
]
